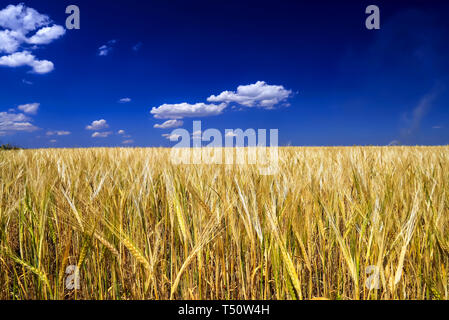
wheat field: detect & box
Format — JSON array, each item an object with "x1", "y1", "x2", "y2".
[{"x1": 0, "y1": 147, "x2": 448, "y2": 300}]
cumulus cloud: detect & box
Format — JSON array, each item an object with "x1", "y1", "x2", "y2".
[
  {"x1": 0, "y1": 4, "x2": 65, "y2": 74},
  {"x1": 0, "y1": 29, "x2": 23, "y2": 53},
  {"x1": 0, "y1": 111, "x2": 38, "y2": 135},
  {"x1": 150, "y1": 82, "x2": 293, "y2": 142},
  {"x1": 0, "y1": 51, "x2": 53, "y2": 73},
  {"x1": 86, "y1": 119, "x2": 109, "y2": 131},
  {"x1": 118, "y1": 97, "x2": 131, "y2": 103},
  {"x1": 46, "y1": 130, "x2": 70, "y2": 136},
  {"x1": 225, "y1": 131, "x2": 238, "y2": 137},
  {"x1": 207, "y1": 81, "x2": 292, "y2": 109},
  {"x1": 17, "y1": 102, "x2": 39, "y2": 114},
  {"x1": 162, "y1": 133, "x2": 181, "y2": 140},
  {"x1": 117, "y1": 129, "x2": 131, "y2": 138},
  {"x1": 122, "y1": 139, "x2": 134, "y2": 144},
  {"x1": 154, "y1": 119, "x2": 183, "y2": 129},
  {"x1": 27, "y1": 25, "x2": 65, "y2": 45},
  {"x1": 151, "y1": 102, "x2": 227, "y2": 119},
  {"x1": 98, "y1": 40, "x2": 116, "y2": 56},
  {"x1": 92, "y1": 131, "x2": 112, "y2": 138},
  {"x1": 0, "y1": 4, "x2": 50, "y2": 33}
]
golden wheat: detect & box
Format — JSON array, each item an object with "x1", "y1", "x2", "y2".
[{"x1": 0, "y1": 146, "x2": 448, "y2": 300}]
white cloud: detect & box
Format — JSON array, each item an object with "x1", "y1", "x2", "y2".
[
  {"x1": 117, "y1": 129, "x2": 131, "y2": 138},
  {"x1": 0, "y1": 51, "x2": 54, "y2": 73},
  {"x1": 98, "y1": 40, "x2": 116, "y2": 56},
  {"x1": 0, "y1": 29, "x2": 23, "y2": 53},
  {"x1": 0, "y1": 4, "x2": 50, "y2": 33},
  {"x1": 225, "y1": 131, "x2": 238, "y2": 137},
  {"x1": 151, "y1": 102, "x2": 226, "y2": 119},
  {"x1": 119, "y1": 98, "x2": 131, "y2": 103},
  {"x1": 0, "y1": 111, "x2": 38, "y2": 135},
  {"x1": 0, "y1": 4, "x2": 65, "y2": 74},
  {"x1": 154, "y1": 119, "x2": 183, "y2": 129},
  {"x1": 98, "y1": 45, "x2": 108, "y2": 56},
  {"x1": 49, "y1": 139, "x2": 57, "y2": 143},
  {"x1": 92, "y1": 131, "x2": 112, "y2": 138},
  {"x1": 46, "y1": 130, "x2": 70, "y2": 136},
  {"x1": 86, "y1": 119, "x2": 109, "y2": 131},
  {"x1": 122, "y1": 139, "x2": 134, "y2": 144},
  {"x1": 27, "y1": 25, "x2": 65, "y2": 45},
  {"x1": 192, "y1": 130, "x2": 202, "y2": 138},
  {"x1": 17, "y1": 102, "x2": 39, "y2": 114},
  {"x1": 162, "y1": 133, "x2": 181, "y2": 140},
  {"x1": 207, "y1": 81, "x2": 292, "y2": 109},
  {"x1": 151, "y1": 82, "x2": 293, "y2": 144},
  {"x1": 432, "y1": 125, "x2": 442, "y2": 129}
]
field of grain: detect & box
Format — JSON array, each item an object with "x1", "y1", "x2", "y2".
[{"x1": 0, "y1": 147, "x2": 448, "y2": 300}]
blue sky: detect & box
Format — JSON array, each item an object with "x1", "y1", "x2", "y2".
[{"x1": 1, "y1": 0, "x2": 448, "y2": 148}]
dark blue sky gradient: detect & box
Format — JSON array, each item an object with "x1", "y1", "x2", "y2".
[{"x1": 1, "y1": 0, "x2": 448, "y2": 147}]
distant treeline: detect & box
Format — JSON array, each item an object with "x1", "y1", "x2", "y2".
[{"x1": 0, "y1": 144, "x2": 21, "y2": 150}]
